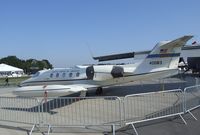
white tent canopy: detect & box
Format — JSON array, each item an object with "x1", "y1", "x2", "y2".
[
  {"x1": 0, "y1": 63, "x2": 23, "y2": 72},
  {"x1": 0, "y1": 63, "x2": 24, "y2": 77}
]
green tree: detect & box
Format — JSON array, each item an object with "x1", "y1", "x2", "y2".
[
  {"x1": 0, "y1": 56, "x2": 23, "y2": 69},
  {"x1": 0, "y1": 56, "x2": 53, "y2": 74}
]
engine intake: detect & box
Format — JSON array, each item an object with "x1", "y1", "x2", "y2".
[
  {"x1": 111, "y1": 66, "x2": 124, "y2": 78},
  {"x1": 86, "y1": 66, "x2": 94, "y2": 80}
]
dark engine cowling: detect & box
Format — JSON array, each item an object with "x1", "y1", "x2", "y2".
[
  {"x1": 111, "y1": 66, "x2": 124, "y2": 78},
  {"x1": 86, "y1": 66, "x2": 94, "y2": 80},
  {"x1": 86, "y1": 65, "x2": 124, "y2": 80}
]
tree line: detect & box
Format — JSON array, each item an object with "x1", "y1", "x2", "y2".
[{"x1": 0, "y1": 56, "x2": 53, "y2": 74}]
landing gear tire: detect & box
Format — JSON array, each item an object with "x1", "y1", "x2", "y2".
[{"x1": 96, "y1": 87, "x2": 103, "y2": 95}]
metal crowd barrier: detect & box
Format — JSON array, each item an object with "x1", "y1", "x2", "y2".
[
  {"x1": 124, "y1": 89, "x2": 185, "y2": 135},
  {"x1": 0, "y1": 96, "x2": 122, "y2": 135},
  {"x1": 30, "y1": 96, "x2": 122, "y2": 135},
  {"x1": 0, "y1": 97, "x2": 39, "y2": 125},
  {"x1": 0, "y1": 86, "x2": 200, "y2": 135},
  {"x1": 38, "y1": 96, "x2": 122, "y2": 126},
  {"x1": 183, "y1": 85, "x2": 200, "y2": 120}
]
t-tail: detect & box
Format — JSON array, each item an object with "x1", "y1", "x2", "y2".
[{"x1": 134, "y1": 35, "x2": 193, "y2": 75}]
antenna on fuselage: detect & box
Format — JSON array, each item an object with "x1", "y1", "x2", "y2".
[{"x1": 86, "y1": 42, "x2": 95, "y2": 58}]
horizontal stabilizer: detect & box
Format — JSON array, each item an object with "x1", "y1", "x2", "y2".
[{"x1": 93, "y1": 52, "x2": 134, "y2": 62}]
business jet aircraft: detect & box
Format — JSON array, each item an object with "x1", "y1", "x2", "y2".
[{"x1": 13, "y1": 35, "x2": 193, "y2": 97}]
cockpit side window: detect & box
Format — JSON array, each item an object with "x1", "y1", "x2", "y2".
[{"x1": 32, "y1": 72, "x2": 40, "y2": 78}]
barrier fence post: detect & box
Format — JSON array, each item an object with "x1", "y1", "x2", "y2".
[
  {"x1": 131, "y1": 123, "x2": 139, "y2": 135},
  {"x1": 112, "y1": 124, "x2": 116, "y2": 135},
  {"x1": 29, "y1": 124, "x2": 36, "y2": 135},
  {"x1": 39, "y1": 98, "x2": 44, "y2": 126},
  {"x1": 123, "y1": 98, "x2": 126, "y2": 124},
  {"x1": 118, "y1": 97, "x2": 124, "y2": 127},
  {"x1": 35, "y1": 98, "x2": 41, "y2": 126},
  {"x1": 184, "y1": 88, "x2": 187, "y2": 114}
]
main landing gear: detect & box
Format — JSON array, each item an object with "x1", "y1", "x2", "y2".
[
  {"x1": 80, "y1": 91, "x2": 87, "y2": 97},
  {"x1": 96, "y1": 87, "x2": 103, "y2": 95}
]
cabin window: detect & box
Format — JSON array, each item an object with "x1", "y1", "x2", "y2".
[
  {"x1": 50, "y1": 73, "x2": 53, "y2": 78},
  {"x1": 69, "y1": 73, "x2": 73, "y2": 77},
  {"x1": 56, "y1": 73, "x2": 59, "y2": 78},
  {"x1": 76, "y1": 72, "x2": 80, "y2": 77},
  {"x1": 62, "y1": 73, "x2": 66, "y2": 78}
]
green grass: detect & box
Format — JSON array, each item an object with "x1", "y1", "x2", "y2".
[{"x1": 0, "y1": 76, "x2": 30, "y2": 87}]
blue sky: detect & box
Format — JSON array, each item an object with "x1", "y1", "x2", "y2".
[{"x1": 0, "y1": 0, "x2": 200, "y2": 67}]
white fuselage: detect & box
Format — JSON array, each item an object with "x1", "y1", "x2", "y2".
[
  {"x1": 15, "y1": 64, "x2": 178, "y2": 97},
  {"x1": 14, "y1": 35, "x2": 193, "y2": 97},
  {"x1": 20, "y1": 64, "x2": 178, "y2": 87}
]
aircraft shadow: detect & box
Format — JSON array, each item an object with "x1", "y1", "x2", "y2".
[{"x1": 1, "y1": 93, "x2": 84, "y2": 114}]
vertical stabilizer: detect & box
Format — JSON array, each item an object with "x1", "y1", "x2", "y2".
[{"x1": 134, "y1": 35, "x2": 193, "y2": 74}]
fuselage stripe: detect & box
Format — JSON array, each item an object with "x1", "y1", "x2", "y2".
[{"x1": 147, "y1": 53, "x2": 180, "y2": 58}]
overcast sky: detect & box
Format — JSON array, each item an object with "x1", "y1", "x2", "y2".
[{"x1": 0, "y1": 0, "x2": 200, "y2": 67}]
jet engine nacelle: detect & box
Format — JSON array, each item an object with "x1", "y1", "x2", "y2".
[
  {"x1": 111, "y1": 66, "x2": 124, "y2": 78},
  {"x1": 86, "y1": 65, "x2": 124, "y2": 80}
]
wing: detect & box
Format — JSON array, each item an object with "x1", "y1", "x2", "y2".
[
  {"x1": 13, "y1": 84, "x2": 99, "y2": 97},
  {"x1": 62, "y1": 84, "x2": 99, "y2": 93}
]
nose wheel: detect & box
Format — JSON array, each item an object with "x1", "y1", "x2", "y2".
[{"x1": 96, "y1": 87, "x2": 103, "y2": 95}]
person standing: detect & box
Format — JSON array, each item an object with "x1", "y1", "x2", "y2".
[{"x1": 5, "y1": 76, "x2": 9, "y2": 86}]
